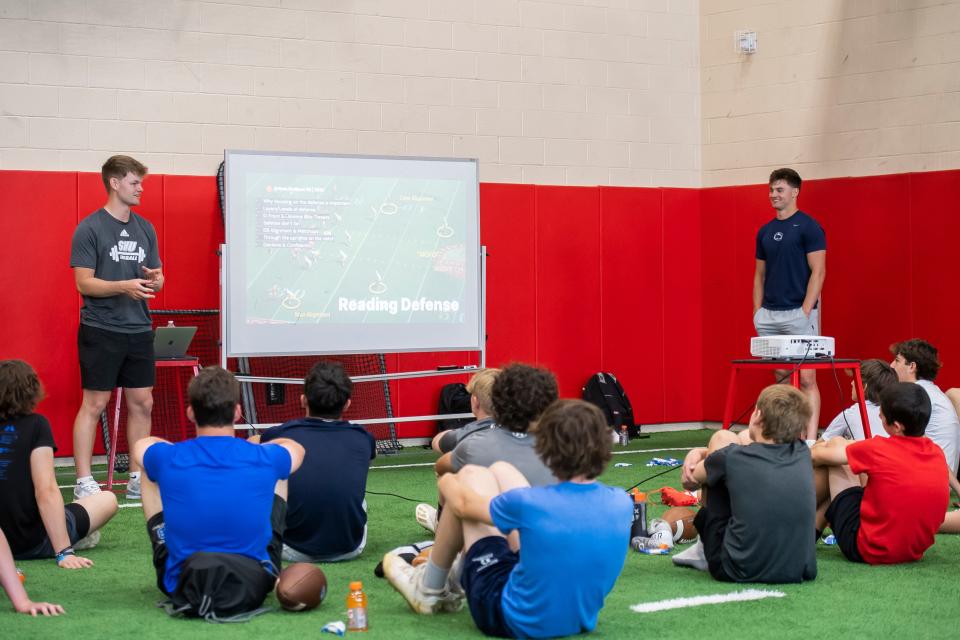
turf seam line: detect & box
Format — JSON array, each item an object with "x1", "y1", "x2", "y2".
[{"x1": 630, "y1": 589, "x2": 786, "y2": 613}]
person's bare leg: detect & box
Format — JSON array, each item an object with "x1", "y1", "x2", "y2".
[
  {"x1": 485, "y1": 462, "x2": 530, "y2": 551},
  {"x1": 939, "y1": 510, "x2": 960, "y2": 534},
  {"x1": 827, "y1": 463, "x2": 862, "y2": 500},
  {"x1": 813, "y1": 465, "x2": 830, "y2": 531},
  {"x1": 124, "y1": 387, "x2": 154, "y2": 475},
  {"x1": 736, "y1": 429, "x2": 753, "y2": 445},
  {"x1": 708, "y1": 428, "x2": 741, "y2": 455},
  {"x1": 140, "y1": 471, "x2": 163, "y2": 521},
  {"x1": 74, "y1": 492, "x2": 118, "y2": 532},
  {"x1": 429, "y1": 465, "x2": 502, "y2": 570},
  {"x1": 799, "y1": 369, "x2": 820, "y2": 441},
  {"x1": 72, "y1": 390, "x2": 112, "y2": 479}
]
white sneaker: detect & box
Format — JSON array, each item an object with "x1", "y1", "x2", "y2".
[
  {"x1": 672, "y1": 540, "x2": 708, "y2": 571},
  {"x1": 74, "y1": 529, "x2": 100, "y2": 551},
  {"x1": 647, "y1": 519, "x2": 675, "y2": 549},
  {"x1": 126, "y1": 474, "x2": 141, "y2": 501},
  {"x1": 447, "y1": 553, "x2": 464, "y2": 598},
  {"x1": 382, "y1": 552, "x2": 463, "y2": 614},
  {"x1": 73, "y1": 477, "x2": 101, "y2": 499},
  {"x1": 415, "y1": 503, "x2": 438, "y2": 534}
]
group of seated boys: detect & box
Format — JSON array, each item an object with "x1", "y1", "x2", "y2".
[{"x1": 1, "y1": 337, "x2": 959, "y2": 638}]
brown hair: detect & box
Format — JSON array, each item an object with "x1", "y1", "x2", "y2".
[
  {"x1": 890, "y1": 338, "x2": 941, "y2": 381},
  {"x1": 755, "y1": 385, "x2": 810, "y2": 443},
  {"x1": 466, "y1": 368, "x2": 500, "y2": 416},
  {"x1": 188, "y1": 366, "x2": 240, "y2": 427},
  {"x1": 534, "y1": 399, "x2": 611, "y2": 481},
  {"x1": 101, "y1": 155, "x2": 148, "y2": 194},
  {"x1": 491, "y1": 363, "x2": 559, "y2": 432},
  {"x1": 769, "y1": 167, "x2": 801, "y2": 190},
  {"x1": 0, "y1": 360, "x2": 44, "y2": 421},
  {"x1": 860, "y1": 359, "x2": 898, "y2": 404}
]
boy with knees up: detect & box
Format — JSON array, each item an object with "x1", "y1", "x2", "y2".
[
  {"x1": 384, "y1": 400, "x2": 632, "y2": 638},
  {"x1": 821, "y1": 359, "x2": 898, "y2": 441},
  {"x1": 674, "y1": 385, "x2": 817, "y2": 583},
  {"x1": 812, "y1": 382, "x2": 949, "y2": 564}
]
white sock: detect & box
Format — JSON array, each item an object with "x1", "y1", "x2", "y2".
[
  {"x1": 77, "y1": 475, "x2": 94, "y2": 484},
  {"x1": 423, "y1": 558, "x2": 450, "y2": 591},
  {"x1": 129, "y1": 471, "x2": 141, "y2": 480}
]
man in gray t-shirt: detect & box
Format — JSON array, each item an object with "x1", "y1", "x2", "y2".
[
  {"x1": 451, "y1": 425, "x2": 554, "y2": 487},
  {"x1": 68, "y1": 155, "x2": 164, "y2": 501}
]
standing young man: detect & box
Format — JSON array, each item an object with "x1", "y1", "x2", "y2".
[
  {"x1": 70, "y1": 156, "x2": 164, "y2": 500},
  {"x1": 753, "y1": 168, "x2": 826, "y2": 440}
]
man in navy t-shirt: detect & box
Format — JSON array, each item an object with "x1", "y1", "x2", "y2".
[
  {"x1": 132, "y1": 367, "x2": 304, "y2": 602},
  {"x1": 753, "y1": 167, "x2": 826, "y2": 440},
  {"x1": 258, "y1": 360, "x2": 375, "y2": 562},
  {"x1": 383, "y1": 399, "x2": 632, "y2": 638}
]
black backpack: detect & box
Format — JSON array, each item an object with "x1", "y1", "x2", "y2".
[
  {"x1": 436, "y1": 382, "x2": 473, "y2": 433},
  {"x1": 161, "y1": 552, "x2": 277, "y2": 623},
  {"x1": 581, "y1": 372, "x2": 641, "y2": 437}
]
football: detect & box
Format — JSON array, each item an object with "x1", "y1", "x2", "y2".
[
  {"x1": 276, "y1": 563, "x2": 327, "y2": 612},
  {"x1": 663, "y1": 506, "x2": 698, "y2": 542}
]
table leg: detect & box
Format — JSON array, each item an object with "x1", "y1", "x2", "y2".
[{"x1": 852, "y1": 366, "x2": 871, "y2": 439}]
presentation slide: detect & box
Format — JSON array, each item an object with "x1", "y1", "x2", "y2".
[{"x1": 225, "y1": 151, "x2": 481, "y2": 357}]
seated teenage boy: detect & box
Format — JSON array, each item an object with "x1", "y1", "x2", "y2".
[
  {"x1": 257, "y1": 360, "x2": 375, "y2": 562},
  {"x1": 812, "y1": 381, "x2": 949, "y2": 564},
  {"x1": 415, "y1": 364, "x2": 558, "y2": 534},
  {"x1": 673, "y1": 385, "x2": 817, "y2": 583},
  {"x1": 132, "y1": 367, "x2": 304, "y2": 610},
  {"x1": 0, "y1": 360, "x2": 117, "y2": 569},
  {"x1": 384, "y1": 399, "x2": 632, "y2": 639},
  {"x1": 432, "y1": 368, "x2": 500, "y2": 476},
  {"x1": 821, "y1": 359, "x2": 898, "y2": 441}
]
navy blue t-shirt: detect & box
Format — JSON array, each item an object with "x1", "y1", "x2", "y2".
[
  {"x1": 260, "y1": 418, "x2": 375, "y2": 557},
  {"x1": 755, "y1": 210, "x2": 826, "y2": 310}
]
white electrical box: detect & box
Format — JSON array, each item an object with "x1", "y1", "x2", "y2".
[{"x1": 735, "y1": 30, "x2": 758, "y2": 54}]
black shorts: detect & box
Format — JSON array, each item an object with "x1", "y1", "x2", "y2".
[
  {"x1": 78, "y1": 324, "x2": 155, "y2": 391},
  {"x1": 461, "y1": 536, "x2": 519, "y2": 638},
  {"x1": 148, "y1": 496, "x2": 287, "y2": 596},
  {"x1": 14, "y1": 503, "x2": 91, "y2": 560},
  {"x1": 825, "y1": 486, "x2": 865, "y2": 563},
  {"x1": 693, "y1": 480, "x2": 737, "y2": 583}
]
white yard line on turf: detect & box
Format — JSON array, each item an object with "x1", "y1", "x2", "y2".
[
  {"x1": 118, "y1": 503, "x2": 142, "y2": 509},
  {"x1": 630, "y1": 589, "x2": 786, "y2": 613}
]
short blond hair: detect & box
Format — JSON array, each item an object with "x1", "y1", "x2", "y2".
[
  {"x1": 756, "y1": 385, "x2": 810, "y2": 443},
  {"x1": 466, "y1": 368, "x2": 500, "y2": 416}
]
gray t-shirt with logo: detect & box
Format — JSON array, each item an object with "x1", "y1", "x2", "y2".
[
  {"x1": 451, "y1": 425, "x2": 556, "y2": 487},
  {"x1": 70, "y1": 208, "x2": 161, "y2": 333}
]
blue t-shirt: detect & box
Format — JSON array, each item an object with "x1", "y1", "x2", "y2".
[
  {"x1": 143, "y1": 437, "x2": 291, "y2": 593},
  {"x1": 755, "y1": 210, "x2": 826, "y2": 310},
  {"x1": 260, "y1": 418, "x2": 375, "y2": 556},
  {"x1": 489, "y1": 482, "x2": 632, "y2": 638}
]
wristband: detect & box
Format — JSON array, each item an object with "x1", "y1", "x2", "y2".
[{"x1": 55, "y1": 547, "x2": 76, "y2": 564}]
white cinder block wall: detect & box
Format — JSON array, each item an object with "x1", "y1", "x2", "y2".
[
  {"x1": 701, "y1": 0, "x2": 960, "y2": 187},
  {"x1": 0, "y1": 0, "x2": 701, "y2": 187}
]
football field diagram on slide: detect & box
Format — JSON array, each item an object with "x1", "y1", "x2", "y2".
[{"x1": 243, "y1": 173, "x2": 468, "y2": 326}]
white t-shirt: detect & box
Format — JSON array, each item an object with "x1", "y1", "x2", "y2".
[
  {"x1": 821, "y1": 400, "x2": 886, "y2": 441},
  {"x1": 917, "y1": 379, "x2": 960, "y2": 473}
]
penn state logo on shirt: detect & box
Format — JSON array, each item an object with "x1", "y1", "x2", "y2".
[
  {"x1": 773, "y1": 231, "x2": 784, "y2": 241},
  {"x1": 110, "y1": 239, "x2": 146, "y2": 263}
]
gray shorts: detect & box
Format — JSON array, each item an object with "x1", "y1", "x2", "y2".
[{"x1": 754, "y1": 307, "x2": 820, "y2": 337}]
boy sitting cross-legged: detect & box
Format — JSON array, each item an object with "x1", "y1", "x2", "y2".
[
  {"x1": 812, "y1": 381, "x2": 950, "y2": 564},
  {"x1": 673, "y1": 385, "x2": 818, "y2": 583},
  {"x1": 383, "y1": 399, "x2": 632, "y2": 639}
]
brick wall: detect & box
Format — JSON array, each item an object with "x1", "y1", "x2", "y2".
[
  {"x1": 0, "y1": 0, "x2": 701, "y2": 187},
  {"x1": 701, "y1": 0, "x2": 960, "y2": 186}
]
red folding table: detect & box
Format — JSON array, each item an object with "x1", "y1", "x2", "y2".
[{"x1": 721, "y1": 358, "x2": 871, "y2": 437}]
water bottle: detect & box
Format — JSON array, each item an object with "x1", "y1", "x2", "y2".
[
  {"x1": 166, "y1": 320, "x2": 175, "y2": 327},
  {"x1": 346, "y1": 580, "x2": 368, "y2": 632},
  {"x1": 619, "y1": 424, "x2": 630, "y2": 447},
  {"x1": 629, "y1": 489, "x2": 648, "y2": 539}
]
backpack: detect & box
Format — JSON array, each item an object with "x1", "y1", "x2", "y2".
[
  {"x1": 581, "y1": 372, "x2": 641, "y2": 437},
  {"x1": 436, "y1": 382, "x2": 473, "y2": 433},
  {"x1": 161, "y1": 552, "x2": 277, "y2": 623}
]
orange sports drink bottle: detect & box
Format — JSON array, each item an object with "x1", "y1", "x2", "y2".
[{"x1": 346, "y1": 581, "x2": 368, "y2": 631}]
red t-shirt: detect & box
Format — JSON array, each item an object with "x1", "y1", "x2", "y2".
[{"x1": 847, "y1": 435, "x2": 949, "y2": 564}]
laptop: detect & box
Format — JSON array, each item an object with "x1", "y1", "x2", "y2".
[{"x1": 154, "y1": 326, "x2": 198, "y2": 360}]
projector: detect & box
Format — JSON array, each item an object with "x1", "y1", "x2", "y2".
[{"x1": 750, "y1": 335, "x2": 835, "y2": 359}]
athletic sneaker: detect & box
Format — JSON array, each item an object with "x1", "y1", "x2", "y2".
[
  {"x1": 672, "y1": 540, "x2": 708, "y2": 571},
  {"x1": 126, "y1": 474, "x2": 141, "y2": 501},
  {"x1": 382, "y1": 552, "x2": 463, "y2": 614},
  {"x1": 415, "y1": 503, "x2": 438, "y2": 534},
  {"x1": 647, "y1": 519, "x2": 675, "y2": 549},
  {"x1": 74, "y1": 529, "x2": 101, "y2": 551},
  {"x1": 73, "y1": 476, "x2": 101, "y2": 499}
]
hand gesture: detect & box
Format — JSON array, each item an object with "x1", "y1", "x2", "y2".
[
  {"x1": 141, "y1": 266, "x2": 164, "y2": 291},
  {"x1": 121, "y1": 278, "x2": 155, "y2": 300}
]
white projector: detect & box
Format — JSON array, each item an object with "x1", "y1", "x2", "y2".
[{"x1": 750, "y1": 335, "x2": 835, "y2": 359}]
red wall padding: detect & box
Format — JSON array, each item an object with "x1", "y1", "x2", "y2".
[{"x1": 5, "y1": 168, "x2": 960, "y2": 455}]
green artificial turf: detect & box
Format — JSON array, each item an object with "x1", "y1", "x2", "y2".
[{"x1": 10, "y1": 430, "x2": 960, "y2": 639}]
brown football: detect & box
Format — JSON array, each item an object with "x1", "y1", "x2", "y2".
[
  {"x1": 277, "y1": 563, "x2": 327, "y2": 612},
  {"x1": 663, "y1": 506, "x2": 698, "y2": 541}
]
